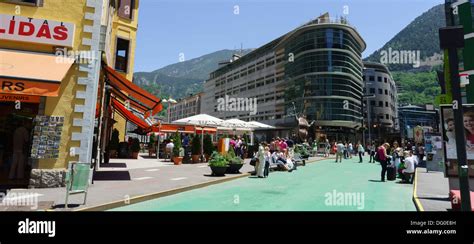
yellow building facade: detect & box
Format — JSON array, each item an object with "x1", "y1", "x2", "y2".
[{"x1": 0, "y1": 0, "x2": 140, "y2": 187}]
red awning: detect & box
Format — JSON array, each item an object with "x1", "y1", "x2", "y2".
[
  {"x1": 112, "y1": 99, "x2": 149, "y2": 129},
  {"x1": 104, "y1": 65, "x2": 163, "y2": 116}
]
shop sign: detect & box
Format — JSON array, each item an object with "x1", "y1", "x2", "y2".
[
  {"x1": 0, "y1": 93, "x2": 40, "y2": 103},
  {"x1": 0, "y1": 77, "x2": 60, "y2": 97},
  {"x1": 0, "y1": 14, "x2": 75, "y2": 47}
]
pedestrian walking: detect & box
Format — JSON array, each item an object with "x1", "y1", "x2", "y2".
[
  {"x1": 263, "y1": 146, "x2": 271, "y2": 178},
  {"x1": 256, "y1": 143, "x2": 265, "y2": 178},
  {"x1": 336, "y1": 141, "x2": 344, "y2": 163},
  {"x1": 348, "y1": 142, "x2": 353, "y2": 159},
  {"x1": 369, "y1": 143, "x2": 376, "y2": 163},
  {"x1": 357, "y1": 142, "x2": 364, "y2": 163},
  {"x1": 376, "y1": 143, "x2": 391, "y2": 182},
  {"x1": 324, "y1": 139, "x2": 330, "y2": 157}
]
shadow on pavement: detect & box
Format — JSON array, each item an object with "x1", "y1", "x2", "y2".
[
  {"x1": 417, "y1": 197, "x2": 450, "y2": 202},
  {"x1": 53, "y1": 204, "x2": 81, "y2": 209},
  {"x1": 203, "y1": 174, "x2": 225, "y2": 177},
  {"x1": 93, "y1": 171, "x2": 131, "y2": 181},
  {"x1": 368, "y1": 179, "x2": 384, "y2": 183}
]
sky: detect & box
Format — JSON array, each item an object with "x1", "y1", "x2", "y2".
[{"x1": 134, "y1": 0, "x2": 445, "y2": 72}]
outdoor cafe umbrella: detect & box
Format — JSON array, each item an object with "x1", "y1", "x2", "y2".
[
  {"x1": 221, "y1": 118, "x2": 259, "y2": 145},
  {"x1": 247, "y1": 121, "x2": 275, "y2": 129},
  {"x1": 173, "y1": 114, "x2": 224, "y2": 161},
  {"x1": 221, "y1": 118, "x2": 257, "y2": 131}
]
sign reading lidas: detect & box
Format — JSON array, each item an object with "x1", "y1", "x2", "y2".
[{"x1": 0, "y1": 14, "x2": 75, "y2": 47}]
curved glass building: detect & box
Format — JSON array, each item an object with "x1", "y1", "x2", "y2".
[
  {"x1": 202, "y1": 14, "x2": 366, "y2": 141},
  {"x1": 282, "y1": 17, "x2": 366, "y2": 139}
]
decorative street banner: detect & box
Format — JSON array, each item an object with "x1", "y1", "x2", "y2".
[
  {"x1": 31, "y1": 115, "x2": 64, "y2": 159},
  {"x1": 414, "y1": 126, "x2": 424, "y2": 144},
  {"x1": 0, "y1": 14, "x2": 75, "y2": 47},
  {"x1": 440, "y1": 105, "x2": 474, "y2": 177}
]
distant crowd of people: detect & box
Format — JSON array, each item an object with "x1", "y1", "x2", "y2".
[
  {"x1": 251, "y1": 137, "x2": 299, "y2": 178},
  {"x1": 325, "y1": 139, "x2": 424, "y2": 183}
]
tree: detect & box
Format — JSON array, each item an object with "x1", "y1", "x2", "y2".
[
  {"x1": 203, "y1": 134, "x2": 214, "y2": 156},
  {"x1": 173, "y1": 132, "x2": 182, "y2": 157}
]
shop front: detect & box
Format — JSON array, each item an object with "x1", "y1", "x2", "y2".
[{"x1": 0, "y1": 49, "x2": 74, "y2": 187}]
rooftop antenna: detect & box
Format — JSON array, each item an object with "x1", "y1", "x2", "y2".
[{"x1": 240, "y1": 43, "x2": 243, "y2": 55}]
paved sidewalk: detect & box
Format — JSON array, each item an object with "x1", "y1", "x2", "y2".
[
  {"x1": 413, "y1": 167, "x2": 451, "y2": 211},
  {"x1": 1, "y1": 155, "x2": 327, "y2": 211}
]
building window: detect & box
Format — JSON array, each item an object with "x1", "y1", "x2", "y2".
[
  {"x1": 378, "y1": 89, "x2": 382, "y2": 94},
  {"x1": 379, "y1": 101, "x2": 383, "y2": 107},
  {"x1": 2, "y1": 0, "x2": 43, "y2": 6},
  {"x1": 384, "y1": 77, "x2": 388, "y2": 83},
  {"x1": 385, "y1": 114, "x2": 389, "y2": 120},
  {"x1": 385, "y1": 101, "x2": 388, "y2": 107},
  {"x1": 370, "y1": 88, "x2": 375, "y2": 94},
  {"x1": 118, "y1": 0, "x2": 134, "y2": 19},
  {"x1": 385, "y1": 90, "x2": 388, "y2": 95},
  {"x1": 115, "y1": 38, "x2": 130, "y2": 72},
  {"x1": 369, "y1": 76, "x2": 375, "y2": 81},
  {"x1": 370, "y1": 101, "x2": 375, "y2": 106},
  {"x1": 377, "y1": 76, "x2": 382, "y2": 82}
]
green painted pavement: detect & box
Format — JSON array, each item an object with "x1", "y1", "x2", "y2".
[{"x1": 111, "y1": 157, "x2": 416, "y2": 211}]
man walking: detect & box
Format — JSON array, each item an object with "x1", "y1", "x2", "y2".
[
  {"x1": 335, "y1": 141, "x2": 344, "y2": 163},
  {"x1": 357, "y1": 142, "x2": 364, "y2": 163}
]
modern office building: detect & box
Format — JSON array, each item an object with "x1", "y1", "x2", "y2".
[
  {"x1": 362, "y1": 62, "x2": 399, "y2": 142},
  {"x1": 398, "y1": 104, "x2": 439, "y2": 140},
  {"x1": 202, "y1": 13, "x2": 366, "y2": 141},
  {"x1": 169, "y1": 93, "x2": 203, "y2": 122}
]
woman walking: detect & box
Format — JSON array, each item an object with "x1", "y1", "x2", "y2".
[
  {"x1": 256, "y1": 142, "x2": 266, "y2": 178},
  {"x1": 377, "y1": 143, "x2": 390, "y2": 182},
  {"x1": 324, "y1": 139, "x2": 330, "y2": 157},
  {"x1": 263, "y1": 146, "x2": 271, "y2": 177}
]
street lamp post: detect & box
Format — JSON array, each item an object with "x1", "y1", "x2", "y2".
[
  {"x1": 362, "y1": 89, "x2": 375, "y2": 146},
  {"x1": 439, "y1": 26, "x2": 471, "y2": 211}
]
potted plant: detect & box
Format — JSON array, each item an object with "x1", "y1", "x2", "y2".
[
  {"x1": 225, "y1": 147, "x2": 244, "y2": 174},
  {"x1": 295, "y1": 144, "x2": 310, "y2": 159},
  {"x1": 130, "y1": 138, "x2": 141, "y2": 159},
  {"x1": 191, "y1": 135, "x2": 201, "y2": 163},
  {"x1": 208, "y1": 151, "x2": 228, "y2": 176},
  {"x1": 203, "y1": 134, "x2": 214, "y2": 162},
  {"x1": 108, "y1": 129, "x2": 120, "y2": 158},
  {"x1": 148, "y1": 133, "x2": 156, "y2": 157},
  {"x1": 172, "y1": 132, "x2": 184, "y2": 165}
]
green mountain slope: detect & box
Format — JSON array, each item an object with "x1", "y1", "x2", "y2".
[
  {"x1": 134, "y1": 49, "x2": 254, "y2": 99},
  {"x1": 393, "y1": 71, "x2": 441, "y2": 106},
  {"x1": 365, "y1": 4, "x2": 445, "y2": 72}
]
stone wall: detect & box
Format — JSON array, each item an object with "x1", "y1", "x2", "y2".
[{"x1": 29, "y1": 169, "x2": 67, "y2": 188}]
